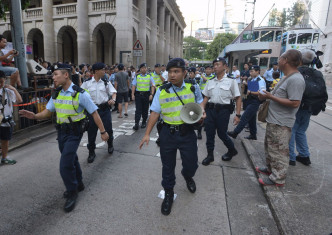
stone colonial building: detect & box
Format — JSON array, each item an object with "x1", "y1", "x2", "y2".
[{"x1": 0, "y1": 0, "x2": 185, "y2": 67}]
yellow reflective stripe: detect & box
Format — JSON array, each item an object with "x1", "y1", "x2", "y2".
[
  {"x1": 161, "y1": 114, "x2": 183, "y2": 124},
  {"x1": 57, "y1": 113, "x2": 85, "y2": 123},
  {"x1": 159, "y1": 93, "x2": 195, "y2": 104}
]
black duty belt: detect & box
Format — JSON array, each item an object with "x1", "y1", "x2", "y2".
[
  {"x1": 97, "y1": 102, "x2": 110, "y2": 110},
  {"x1": 206, "y1": 102, "x2": 232, "y2": 110},
  {"x1": 55, "y1": 118, "x2": 89, "y2": 135},
  {"x1": 135, "y1": 91, "x2": 150, "y2": 95},
  {"x1": 247, "y1": 94, "x2": 259, "y2": 100},
  {"x1": 162, "y1": 122, "x2": 194, "y2": 135}
]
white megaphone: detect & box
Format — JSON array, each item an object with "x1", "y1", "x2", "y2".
[{"x1": 180, "y1": 103, "x2": 203, "y2": 124}]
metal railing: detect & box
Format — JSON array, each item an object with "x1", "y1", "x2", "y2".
[{"x1": 14, "y1": 89, "x2": 54, "y2": 132}]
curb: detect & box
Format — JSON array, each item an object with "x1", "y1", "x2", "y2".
[
  {"x1": 8, "y1": 129, "x2": 57, "y2": 153},
  {"x1": 241, "y1": 138, "x2": 304, "y2": 235}
]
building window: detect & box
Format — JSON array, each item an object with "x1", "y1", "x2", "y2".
[
  {"x1": 260, "y1": 31, "x2": 274, "y2": 42},
  {"x1": 133, "y1": 0, "x2": 138, "y2": 7},
  {"x1": 252, "y1": 31, "x2": 259, "y2": 41},
  {"x1": 259, "y1": 57, "x2": 269, "y2": 69},
  {"x1": 288, "y1": 34, "x2": 296, "y2": 44},
  {"x1": 297, "y1": 33, "x2": 312, "y2": 44}
]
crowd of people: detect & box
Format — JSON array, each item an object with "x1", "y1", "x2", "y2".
[{"x1": 0, "y1": 44, "x2": 328, "y2": 215}]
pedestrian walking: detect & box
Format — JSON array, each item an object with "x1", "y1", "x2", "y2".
[
  {"x1": 132, "y1": 63, "x2": 155, "y2": 130},
  {"x1": 256, "y1": 49, "x2": 305, "y2": 186},
  {"x1": 19, "y1": 63, "x2": 109, "y2": 212},
  {"x1": 201, "y1": 57, "x2": 242, "y2": 166},
  {"x1": 139, "y1": 58, "x2": 205, "y2": 216},
  {"x1": 81, "y1": 63, "x2": 116, "y2": 163},
  {"x1": 114, "y1": 63, "x2": 130, "y2": 118}
]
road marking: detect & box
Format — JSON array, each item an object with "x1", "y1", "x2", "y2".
[{"x1": 326, "y1": 106, "x2": 332, "y2": 111}]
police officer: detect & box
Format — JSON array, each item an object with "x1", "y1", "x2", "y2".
[
  {"x1": 81, "y1": 63, "x2": 117, "y2": 163},
  {"x1": 19, "y1": 63, "x2": 109, "y2": 212},
  {"x1": 188, "y1": 67, "x2": 203, "y2": 139},
  {"x1": 228, "y1": 65, "x2": 266, "y2": 140},
  {"x1": 151, "y1": 64, "x2": 165, "y2": 89},
  {"x1": 139, "y1": 58, "x2": 205, "y2": 216},
  {"x1": 200, "y1": 65, "x2": 215, "y2": 91},
  {"x1": 131, "y1": 63, "x2": 155, "y2": 130},
  {"x1": 201, "y1": 57, "x2": 242, "y2": 166}
]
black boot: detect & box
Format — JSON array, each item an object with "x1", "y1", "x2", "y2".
[
  {"x1": 222, "y1": 148, "x2": 238, "y2": 161},
  {"x1": 161, "y1": 189, "x2": 174, "y2": 216},
  {"x1": 197, "y1": 130, "x2": 202, "y2": 140},
  {"x1": 184, "y1": 177, "x2": 196, "y2": 193},
  {"x1": 156, "y1": 137, "x2": 160, "y2": 147},
  {"x1": 63, "y1": 181, "x2": 85, "y2": 198},
  {"x1": 87, "y1": 150, "x2": 96, "y2": 163},
  {"x1": 141, "y1": 121, "x2": 147, "y2": 128},
  {"x1": 244, "y1": 135, "x2": 257, "y2": 140},
  {"x1": 202, "y1": 150, "x2": 214, "y2": 166},
  {"x1": 64, "y1": 191, "x2": 78, "y2": 212},
  {"x1": 108, "y1": 139, "x2": 114, "y2": 154},
  {"x1": 133, "y1": 123, "x2": 139, "y2": 130}
]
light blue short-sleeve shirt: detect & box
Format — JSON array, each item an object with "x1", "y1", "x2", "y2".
[
  {"x1": 150, "y1": 81, "x2": 203, "y2": 114},
  {"x1": 46, "y1": 82, "x2": 98, "y2": 114}
]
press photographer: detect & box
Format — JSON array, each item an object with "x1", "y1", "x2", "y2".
[{"x1": 0, "y1": 70, "x2": 23, "y2": 165}]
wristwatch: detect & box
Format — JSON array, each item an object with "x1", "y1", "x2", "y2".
[
  {"x1": 100, "y1": 131, "x2": 107, "y2": 134},
  {"x1": 236, "y1": 114, "x2": 241, "y2": 118}
]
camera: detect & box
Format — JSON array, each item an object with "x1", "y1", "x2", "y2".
[{"x1": 2, "y1": 116, "x2": 15, "y2": 127}]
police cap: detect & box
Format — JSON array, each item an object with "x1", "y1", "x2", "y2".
[
  {"x1": 188, "y1": 67, "x2": 196, "y2": 73},
  {"x1": 154, "y1": 63, "x2": 161, "y2": 68},
  {"x1": 250, "y1": 65, "x2": 260, "y2": 71},
  {"x1": 139, "y1": 63, "x2": 147, "y2": 69},
  {"x1": 92, "y1": 62, "x2": 106, "y2": 71},
  {"x1": 166, "y1": 58, "x2": 185, "y2": 71},
  {"x1": 117, "y1": 63, "x2": 124, "y2": 70},
  {"x1": 205, "y1": 65, "x2": 213, "y2": 69},
  {"x1": 161, "y1": 64, "x2": 166, "y2": 67},
  {"x1": 212, "y1": 57, "x2": 227, "y2": 65},
  {"x1": 54, "y1": 63, "x2": 71, "y2": 71}
]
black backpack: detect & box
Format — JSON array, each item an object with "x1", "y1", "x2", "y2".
[{"x1": 298, "y1": 66, "x2": 328, "y2": 116}]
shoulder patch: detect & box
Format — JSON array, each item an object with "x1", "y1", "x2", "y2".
[
  {"x1": 159, "y1": 82, "x2": 172, "y2": 91},
  {"x1": 72, "y1": 85, "x2": 85, "y2": 93}
]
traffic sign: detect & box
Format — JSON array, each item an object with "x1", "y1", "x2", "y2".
[
  {"x1": 133, "y1": 40, "x2": 143, "y2": 50},
  {"x1": 133, "y1": 50, "x2": 142, "y2": 57}
]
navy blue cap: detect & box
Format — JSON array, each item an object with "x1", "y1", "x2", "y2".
[
  {"x1": 272, "y1": 62, "x2": 278, "y2": 66},
  {"x1": 205, "y1": 65, "x2": 213, "y2": 69},
  {"x1": 139, "y1": 63, "x2": 147, "y2": 69},
  {"x1": 188, "y1": 67, "x2": 196, "y2": 73},
  {"x1": 154, "y1": 63, "x2": 161, "y2": 67},
  {"x1": 117, "y1": 63, "x2": 124, "y2": 70},
  {"x1": 166, "y1": 58, "x2": 185, "y2": 71},
  {"x1": 212, "y1": 57, "x2": 227, "y2": 65},
  {"x1": 250, "y1": 65, "x2": 260, "y2": 71},
  {"x1": 54, "y1": 63, "x2": 71, "y2": 71},
  {"x1": 161, "y1": 64, "x2": 166, "y2": 67},
  {"x1": 92, "y1": 63, "x2": 106, "y2": 71}
]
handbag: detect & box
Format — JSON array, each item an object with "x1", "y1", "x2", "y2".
[{"x1": 257, "y1": 72, "x2": 296, "y2": 122}]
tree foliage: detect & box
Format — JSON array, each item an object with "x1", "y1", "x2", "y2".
[
  {"x1": 206, "y1": 33, "x2": 237, "y2": 60},
  {"x1": 0, "y1": 0, "x2": 30, "y2": 21},
  {"x1": 267, "y1": 1, "x2": 305, "y2": 29},
  {"x1": 183, "y1": 36, "x2": 207, "y2": 60}
]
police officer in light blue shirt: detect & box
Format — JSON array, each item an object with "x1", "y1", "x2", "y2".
[
  {"x1": 19, "y1": 63, "x2": 109, "y2": 213},
  {"x1": 131, "y1": 63, "x2": 156, "y2": 130},
  {"x1": 263, "y1": 62, "x2": 279, "y2": 92},
  {"x1": 228, "y1": 65, "x2": 266, "y2": 140}
]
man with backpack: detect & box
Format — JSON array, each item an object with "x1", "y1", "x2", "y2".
[{"x1": 289, "y1": 49, "x2": 328, "y2": 166}]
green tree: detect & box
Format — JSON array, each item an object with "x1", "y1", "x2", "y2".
[
  {"x1": 278, "y1": 8, "x2": 287, "y2": 28},
  {"x1": 206, "y1": 33, "x2": 237, "y2": 60},
  {"x1": 268, "y1": 8, "x2": 279, "y2": 26},
  {"x1": 183, "y1": 36, "x2": 207, "y2": 60},
  {"x1": 0, "y1": 0, "x2": 30, "y2": 20},
  {"x1": 286, "y1": 1, "x2": 305, "y2": 28}
]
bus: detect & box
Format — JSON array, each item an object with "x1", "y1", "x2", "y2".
[{"x1": 281, "y1": 28, "x2": 320, "y2": 54}]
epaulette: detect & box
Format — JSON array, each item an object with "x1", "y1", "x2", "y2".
[
  {"x1": 159, "y1": 82, "x2": 172, "y2": 91},
  {"x1": 84, "y1": 77, "x2": 92, "y2": 82},
  {"x1": 72, "y1": 84, "x2": 85, "y2": 93},
  {"x1": 51, "y1": 86, "x2": 63, "y2": 99},
  {"x1": 101, "y1": 76, "x2": 108, "y2": 87}
]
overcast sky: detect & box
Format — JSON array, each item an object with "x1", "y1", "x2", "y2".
[{"x1": 176, "y1": 0, "x2": 324, "y2": 36}]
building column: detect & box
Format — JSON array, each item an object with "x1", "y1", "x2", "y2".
[
  {"x1": 170, "y1": 18, "x2": 175, "y2": 59},
  {"x1": 157, "y1": 3, "x2": 165, "y2": 64},
  {"x1": 165, "y1": 11, "x2": 170, "y2": 63},
  {"x1": 77, "y1": 0, "x2": 89, "y2": 64},
  {"x1": 115, "y1": 0, "x2": 133, "y2": 66},
  {"x1": 180, "y1": 31, "x2": 184, "y2": 57},
  {"x1": 138, "y1": 0, "x2": 147, "y2": 64},
  {"x1": 149, "y1": 0, "x2": 157, "y2": 66},
  {"x1": 174, "y1": 24, "x2": 178, "y2": 57},
  {"x1": 42, "y1": 0, "x2": 55, "y2": 62}
]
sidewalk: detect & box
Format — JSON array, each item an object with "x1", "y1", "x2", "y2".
[
  {"x1": 7, "y1": 122, "x2": 56, "y2": 153},
  {"x1": 241, "y1": 121, "x2": 332, "y2": 235}
]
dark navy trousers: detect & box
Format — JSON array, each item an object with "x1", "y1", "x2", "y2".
[
  {"x1": 205, "y1": 108, "x2": 235, "y2": 151},
  {"x1": 134, "y1": 92, "x2": 149, "y2": 124},
  {"x1": 57, "y1": 129, "x2": 83, "y2": 192},
  {"x1": 159, "y1": 125, "x2": 198, "y2": 190},
  {"x1": 234, "y1": 98, "x2": 260, "y2": 136},
  {"x1": 87, "y1": 108, "x2": 113, "y2": 151}
]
